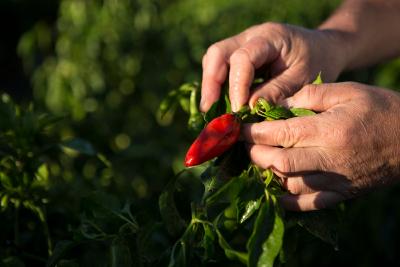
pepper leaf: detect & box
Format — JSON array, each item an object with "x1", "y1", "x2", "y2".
[
  {"x1": 201, "y1": 223, "x2": 216, "y2": 260},
  {"x1": 216, "y1": 228, "x2": 248, "y2": 264},
  {"x1": 159, "y1": 176, "x2": 186, "y2": 237},
  {"x1": 247, "y1": 196, "x2": 284, "y2": 267},
  {"x1": 205, "y1": 171, "x2": 247, "y2": 206},
  {"x1": 312, "y1": 72, "x2": 323, "y2": 85},
  {"x1": 290, "y1": 108, "x2": 316, "y2": 117},
  {"x1": 256, "y1": 196, "x2": 284, "y2": 267},
  {"x1": 264, "y1": 106, "x2": 293, "y2": 120},
  {"x1": 247, "y1": 199, "x2": 274, "y2": 267},
  {"x1": 168, "y1": 240, "x2": 187, "y2": 267},
  {"x1": 239, "y1": 196, "x2": 263, "y2": 224}
]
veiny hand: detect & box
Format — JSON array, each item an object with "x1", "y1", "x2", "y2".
[
  {"x1": 200, "y1": 22, "x2": 347, "y2": 112},
  {"x1": 243, "y1": 82, "x2": 400, "y2": 211}
]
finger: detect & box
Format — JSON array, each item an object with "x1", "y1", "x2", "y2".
[
  {"x1": 247, "y1": 145, "x2": 328, "y2": 174},
  {"x1": 249, "y1": 68, "x2": 304, "y2": 107},
  {"x1": 282, "y1": 172, "x2": 351, "y2": 194},
  {"x1": 228, "y1": 36, "x2": 280, "y2": 111},
  {"x1": 282, "y1": 82, "x2": 356, "y2": 112},
  {"x1": 279, "y1": 191, "x2": 343, "y2": 211},
  {"x1": 242, "y1": 117, "x2": 322, "y2": 147},
  {"x1": 282, "y1": 174, "x2": 332, "y2": 194},
  {"x1": 200, "y1": 38, "x2": 241, "y2": 112}
]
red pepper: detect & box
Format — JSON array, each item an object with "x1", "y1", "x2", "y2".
[{"x1": 185, "y1": 113, "x2": 241, "y2": 167}]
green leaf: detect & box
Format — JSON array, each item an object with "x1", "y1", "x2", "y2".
[
  {"x1": 216, "y1": 228, "x2": 248, "y2": 264},
  {"x1": 168, "y1": 240, "x2": 187, "y2": 267},
  {"x1": 262, "y1": 169, "x2": 274, "y2": 187},
  {"x1": 159, "y1": 177, "x2": 186, "y2": 237},
  {"x1": 201, "y1": 223, "x2": 216, "y2": 260},
  {"x1": 82, "y1": 192, "x2": 138, "y2": 231},
  {"x1": 312, "y1": 72, "x2": 323, "y2": 85},
  {"x1": 205, "y1": 172, "x2": 247, "y2": 206},
  {"x1": 290, "y1": 108, "x2": 316, "y2": 117},
  {"x1": 247, "y1": 200, "x2": 273, "y2": 266},
  {"x1": 247, "y1": 196, "x2": 284, "y2": 267},
  {"x1": 257, "y1": 99, "x2": 271, "y2": 113},
  {"x1": 265, "y1": 106, "x2": 293, "y2": 120},
  {"x1": 239, "y1": 196, "x2": 263, "y2": 224},
  {"x1": 256, "y1": 197, "x2": 284, "y2": 267},
  {"x1": 224, "y1": 94, "x2": 232, "y2": 113},
  {"x1": 60, "y1": 138, "x2": 96, "y2": 156}
]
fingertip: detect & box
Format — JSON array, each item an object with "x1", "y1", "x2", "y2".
[
  {"x1": 278, "y1": 97, "x2": 293, "y2": 108},
  {"x1": 199, "y1": 97, "x2": 208, "y2": 113},
  {"x1": 278, "y1": 194, "x2": 303, "y2": 211},
  {"x1": 278, "y1": 191, "x2": 342, "y2": 211}
]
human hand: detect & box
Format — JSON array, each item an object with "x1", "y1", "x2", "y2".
[
  {"x1": 200, "y1": 22, "x2": 348, "y2": 112},
  {"x1": 243, "y1": 82, "x2": 400, "y2": 211}
]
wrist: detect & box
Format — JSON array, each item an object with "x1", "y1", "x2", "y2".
[{"x1": 316, "y1": 28, "x2": 356, "y2": 75}]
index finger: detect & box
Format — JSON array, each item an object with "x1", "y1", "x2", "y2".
[
  {"x1": 242, "y1": 116, "x2": 323, "y2": 148},
  {"x1": 200, "y1": 37, "x2": 241, "y2": 112}
]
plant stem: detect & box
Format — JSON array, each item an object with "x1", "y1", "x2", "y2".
[
  {"x1": 14, "y1": 205, "x2": 20, "y2": 247},
  {"x1": 36, "y1": 206, "x2": 53, "y2": 256}
]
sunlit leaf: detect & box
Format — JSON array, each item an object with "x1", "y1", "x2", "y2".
[
  {"x1": 60, "y1": 138, "x2": 96, "y2": 156},
  {"x1": 290, "y1": 108, "x2": 316, "y2": 117},
  {"x1": 312, "y1": 72, "x2": 323, "y2": 85}
]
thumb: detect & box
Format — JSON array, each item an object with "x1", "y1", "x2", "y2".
[
  {"x1": 282, "y1": 82, "x2": 354, "y2": 112},
  {"x1": 249, "y1": 70, "x2": 302, "y2": 107}
]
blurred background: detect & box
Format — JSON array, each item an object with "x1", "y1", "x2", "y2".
[{"x1": 1, "y1": 0, "x2": 400, "y2": 266}]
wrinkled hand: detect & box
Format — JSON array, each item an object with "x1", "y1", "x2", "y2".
[
  {"x1": 243, "y1": 82, "x2": 400, "y2": 211},
  {"x1": 200, "y1": 22, "x2": 346, "y2": 112}
]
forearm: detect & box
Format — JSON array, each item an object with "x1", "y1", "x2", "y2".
[{"x1": 318, "y1": 0, "x2": 400, "y2": 71}]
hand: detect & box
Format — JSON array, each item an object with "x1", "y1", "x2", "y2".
[
  {"x1": 200, "y1": 22, "x2": 347, "y2": 112},
  {"x1": 242, "y1": 82, "x2": 400, "y2": 211}
]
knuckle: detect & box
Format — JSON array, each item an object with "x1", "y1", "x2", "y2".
[
  {"x1": 275, "y1": 121, "x2": 294, "y2": 147},
  {"x1": 250, "y1": 124, "x2": 264, "y2": 143},
  {"x1": 285, "y1": 179, "x2": 303, "y2": 195},
  {"x1": 229, "y1": 47, "x2": 250, "y2": 63},
  {"x1": 206, "y1": 43, "x2": 224, "y2": 60},
  {"x1": 263, "y1": 22, "x2": 287, "y2": 32},
  {"x1": 331, "y1": 126, "x2": 352, "y2": 147},
  {"x1": 268, "y1": 81, "x2": 291, "y2": 101},
  {"x1": 273, "y1": 153, "x2": 295, "y2": 174},
  {"x1": 301, "y1": 84, "x2": 319, "y2": 99}
]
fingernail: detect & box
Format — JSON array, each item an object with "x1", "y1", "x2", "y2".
[
  {"x1": 231, "y1": 101, "x2": 238, "y2": 112},
  {"x1": 280, "y1": 97, "x2": 293, "y2": 108},
  {"x1": 200, "y1": 97, "x2": 206, "y2": 112}
]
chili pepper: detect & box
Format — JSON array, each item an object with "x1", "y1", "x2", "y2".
[{"x1": 185, "y1": 113, "x2": 241, "y2": 167}]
